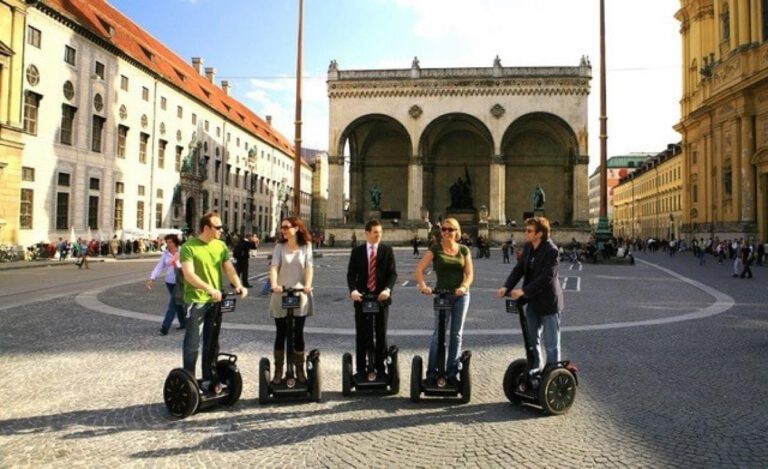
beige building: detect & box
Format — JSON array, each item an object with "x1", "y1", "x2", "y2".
[
  {"x1": 587, "y1": 154, "x2": 654, "y2": 228},
  {"x1": 326, "y1": 57, "x2": 592, "y2": 241},
  {"x1": 0, "y1": 0, "x2": 27, "y2": 246},
  {"x1": 14, "y1": 0, "x2": 310, "y2": 246},
  {"x1": 613, "y1": 144, "x2": 684, "y2": 240},
  {"x1": 675, "y1": 0, "x2": 768, "y2": 241}
]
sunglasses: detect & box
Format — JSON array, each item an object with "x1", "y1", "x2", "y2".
[
  {"x1": 525, "y1": 228, "x2": 537, "y2": 233},
  {"x1": 210, "y1": 225, "x2": 223, "y2": 231},
  {"x1": 441, "y1": 227, "x2": 456, "y2": 232},
  {"x1": 280, "y1": 225, "x2": 293, "y2": 230}
]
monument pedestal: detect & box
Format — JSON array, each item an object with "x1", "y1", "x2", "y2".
[
  {"x1": 445, "y1": 208, "x2": 477, "y2": 225},
  {"x1": 366, "y1": 210, "x2": 382, "y2": 221}
]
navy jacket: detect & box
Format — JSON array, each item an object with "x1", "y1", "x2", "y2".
[
  {"x1": 347, "y1": 243, "x2": 398, "y2": 302},
  {"x1": 503, "y1": 239, "x2": 563, "y2": 316}
]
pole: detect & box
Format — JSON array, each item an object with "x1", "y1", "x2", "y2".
[
  {"x1": 599, "y1": 0, "x2": 607, "y2": 219},
  {"x1": 293, "y1": 0, "x2": 304, "y2": 216}
]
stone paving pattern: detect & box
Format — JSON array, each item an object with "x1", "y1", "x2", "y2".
[{"x1": 0, "y1": 248, "x2": 766, "y2": 467}]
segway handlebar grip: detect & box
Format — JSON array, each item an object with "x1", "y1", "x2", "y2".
[{"x1": 282, "y1": 286, "x2": 306, "y2": 294}]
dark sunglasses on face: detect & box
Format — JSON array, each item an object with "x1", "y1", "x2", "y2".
[
  {"x1": 441, "y1": 227, "x2": 456, "y2": 232},
  {"x1": 211, "y1": 225, "x2": 223, "y2": 231},
  {"x1": 280, "y1": 225, "x2": 293, "y2": 230}
]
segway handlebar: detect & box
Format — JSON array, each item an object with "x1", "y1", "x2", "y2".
[
  {"x1": 281, "y1": 286, "x2": 306, "y2": 294},
  {"x1": 432, "y1": 289, "x2": 454, "y2": 296}
]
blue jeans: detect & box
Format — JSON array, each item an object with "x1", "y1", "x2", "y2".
[
  {"x1": 428, "y1": 293, "x2": 470, "y2": 377},
  {"x1": 183, "y1": 303, "x2": 220, "y2": 381},
  {"x1": 161, "y1": 282, "x2": 185, "y2": 330},
  {"x1": 525, "y1": 307, "x2": 561, "y2": 375},
  {"x1": 261, "y1": 278, "x2": 272, "y2": 295}
]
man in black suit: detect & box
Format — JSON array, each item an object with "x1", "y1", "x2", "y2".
[
  {"x1": 233, "y1": 234, "x2": 258, "y2": 287},
  {"x1": 347, "y1": 219, "x2": 398, "y2": 378},
  {"x1": 497, "y1": 216, "x2": 563, "y2": 385}
]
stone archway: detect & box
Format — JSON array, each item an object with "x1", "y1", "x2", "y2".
[
  {"x1": 339, "y1": 114, "x2": 411, "y2": 223},
  {"x1": 501, "y1": 112, "x2": 579, "y2": 225},
  {"x1": 419, "y1": 113, "x2": 494, "y2": 223}
]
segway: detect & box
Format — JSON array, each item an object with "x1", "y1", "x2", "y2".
[
  {"x1": 341, "y1": 293, "x2": 399, "y2": 396},
  {"x1": 410, "y1": 289, "x2": 471, "y2": 403},
  {"x1": 259, "y1": 287, "x2": 321, "y2": 403},
  {"x1": 163, "y1": 292, "x2": 243, "y2": 418},
  {"x1": 502, "y1": 298, "x2": 578, "y2": 415}
]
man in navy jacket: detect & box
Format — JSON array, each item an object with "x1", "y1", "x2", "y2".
[
  {"x1": 497, "y1": 216, "x2": 563, "y2": 380},
  {"x1": 347, "y1": 220, "x2": 398, "y2": 377}
]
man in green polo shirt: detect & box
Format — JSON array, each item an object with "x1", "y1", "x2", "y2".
[{"x1": 181, "y1": 212, "x2": 247, "y2": 393}]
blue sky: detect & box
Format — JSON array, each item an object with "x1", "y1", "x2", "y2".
[{"x1": 110, "y1": 0, "x2": 682, "y2": 171}]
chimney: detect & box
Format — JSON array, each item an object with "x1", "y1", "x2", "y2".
[
  {"x1": 221, "y1": 80, "x2": 230, "y2": 95},
  {"x1": 266, "y1": 115, "x2": 272, "y2": 126},
  {"x1": 192, "y1": 57, "x2": 203, "y2": 74},
  {"x1": 204, "y1": 67, "x2": 216, "y2": 83}
]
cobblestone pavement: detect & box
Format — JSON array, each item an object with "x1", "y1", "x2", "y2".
[{"x1": 0, "y1": 247, "x2": 766, "y2": 468}]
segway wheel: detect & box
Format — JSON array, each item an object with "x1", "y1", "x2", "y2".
[
  {"x1": 164, "y1": 368, "x2": 200, "y2": 418},
  {"x1": 258, "y1": 357, "x2": 271, "y2": 405},
  {"x1": 410, "y1": 355, "x2": 423, "y2": 403},
  {"x1": 341, "y1": 353, "x2": 353, "y2": 397},
  {"x1": 309, "y1": 355, "x2": 322, "y2": 403},
  {"x1": 539, "y1": 368, "x2": 577, "y2": 415},
  {"x1": 388, "y1": 349, "x2": 400, "y2": 395},
  {"x1": 216, "y1": 359, "x2": 242, "y2": 406},
  {"x1": 503, "y1": 359, "x2": 528, "y2": 405},
  {"x1": 459, "y1": 362, "x2": 471, "y2": 404}
]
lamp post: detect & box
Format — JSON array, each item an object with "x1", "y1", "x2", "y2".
[
  {"x1": 292, "y1": 0, "x2": 304, "y2": 216},
  {"x1": 595, "y1": 0, "x2": 613, "y2": 250}
]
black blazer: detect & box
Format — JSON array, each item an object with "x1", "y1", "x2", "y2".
[
  {"x1": 503, "y1": 239, "x2": 563, "y2": 316},
  {"x1": 347, "y1": 243, "x2": 398, "y2": 300}
]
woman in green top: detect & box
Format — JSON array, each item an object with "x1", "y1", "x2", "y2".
[{"x1": 415, "y1": 217, "x2": 474, "y2": 382}]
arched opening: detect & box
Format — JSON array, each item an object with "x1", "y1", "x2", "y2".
[
  {"x1": 501, "y1": 112, "x2": 578, "y2": 225},
  {"x1": 418, "y1": 113, "x2": 493, "y2": 223},
  {"x1": 338, "y1": 114, "x2": 411, "y2": 223}
]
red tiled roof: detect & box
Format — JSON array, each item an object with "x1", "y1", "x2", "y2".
[{"x1": 41, "y1": 0, "x2": 297, "y2": 160}]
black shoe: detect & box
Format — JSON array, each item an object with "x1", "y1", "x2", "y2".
[
  {"x1": 176, "y1": 325, "x2": 186, "y2": 330},
  {"x1": 447, "y1": 375, "x2": 458, "y2": 387},
  {"x1": 160, "y1": 327, "x2": 169, "y2": 335},
  {"x1": 244, "y1": 283, "x2": 254, "y2": 288}
]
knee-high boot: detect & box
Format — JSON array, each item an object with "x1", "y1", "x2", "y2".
[
  {"x1": 272, "y1": 350, "x2": 284, "y2": 384},
  {"x1": 294, "y1": 351, "x2": 307, "y2": 383}
]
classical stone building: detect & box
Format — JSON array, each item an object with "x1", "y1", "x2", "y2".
[
  {"x1": 675, "y1": 0, "x2": 768, "y2": 241},
  {"x1": 587, "y1": 154, "x2": 654, "y2": 228},
  {"x1": 14, "y1": 0, "x2": 310, "y2": 247},
  {"x1": 326, "y1": 57, "x2": 591, "y2": 241},
  {"x1": 613, "y1": 144, "x2": 683, "y2": 240},
  {"x1": 0, "y1": 0, "x2": 27, "y2": 246}
]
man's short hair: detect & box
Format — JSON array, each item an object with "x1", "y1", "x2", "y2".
[
  {"x1": 365, "y1": 219, "x2": 382, "y2": 232},
  {"x1": 199, "y1": 211, "x2": 218, "y2": 232},
  {"x1": 526, "y1": 216, "x2": 551, "y2": 240}
]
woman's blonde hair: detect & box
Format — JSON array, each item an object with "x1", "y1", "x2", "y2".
[{"x1": 441, "y1": 217, "x2": 462, "y2": 242}]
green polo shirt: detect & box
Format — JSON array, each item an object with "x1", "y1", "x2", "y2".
[{"x1": 180, "y1": 237, "x2": 230, "y2": 304}]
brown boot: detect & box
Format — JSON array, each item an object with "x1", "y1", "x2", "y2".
[
  {"x1": 272, "y1": 350, "x2": 284, "y2": 384},
  {"x1": 294, "y1": 351, "x2": 307, "y2": 383}
]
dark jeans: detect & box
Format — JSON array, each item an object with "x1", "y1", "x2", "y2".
[
  {"x1": 354, "y1": 303, "x2": 389, "y2": 374},
  {"x1": 274, "y1": 316, "x2": 306, "y2": 352},
  {"x1": 235, "y1": 256, "x2": 250, "y2": 285},
  {"x1": 161, "y1": 282, "x2": 185, "y2": 330},
  {"x1": 183, "y1": 302, "x2": 222, "y2": 384}
]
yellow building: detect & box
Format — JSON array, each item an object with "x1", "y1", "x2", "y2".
[
  {"x1": 0, "y1": 0, "x2": 26, "y2": 246},
  {"x1": 613, "y1": 144, "x2": 684, "y2": 240},
  {"x1": 676, "y1": 0, "x2": 768, "y2": 242}
]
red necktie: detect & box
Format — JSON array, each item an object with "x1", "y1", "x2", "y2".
[{"x1": 367, "y1": 245, "x2": 377, "y2": 292}]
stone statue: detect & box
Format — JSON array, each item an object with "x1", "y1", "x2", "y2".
[
  {"x1": 493, "y1": 55, "x2": 502, "y2": 67},
  {"x1": 448, "y1": 167, "x2": 474, "y2": 210},
  {"x1": 533, "y1": 184, "x2": 546, "y2": 211},
  {"x1": 411, "y1": 56, "x2": 420, "y2": 69},
  {"x1": 328, "y1": 59, "x2": 338, "y2": 73},
  {"x1": 370, "y1": 184, "x2": 382, "y2": 210}
]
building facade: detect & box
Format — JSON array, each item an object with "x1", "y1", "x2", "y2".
[
  {"x1": 613, "y1": 144, "x2": 684, "y2": 240},
  {"x1": 587, "y1": 154, "x2": 654, "y2": 228},
  {"x1": 326, "y1": 57, "x2": 592, "y2": 240},
  {"x1": 15, "y1": 0, "x2": 310, "y2": 247},
  {"x1": 676, "y1": 0, "x2": 768, "y2": 242},
  {"x1": 0, "y1": 0, "x2": 27, "y2": 246}
]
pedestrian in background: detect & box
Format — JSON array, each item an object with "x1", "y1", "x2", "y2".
[{"x1": 146, "y1": 234, "x2": 186, "y2": 335}]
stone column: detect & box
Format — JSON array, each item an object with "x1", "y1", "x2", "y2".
[
  {"x1": 488, "y1": 156, "x2": 505, "y2": 224},
  {"x1": 572, "y1": 158, "x2": 589, "y2": 224},
  {"x1": 750, "y1": 0, "x2": 760, "y2": 42},
  {"x1": 327, "y1": 154, "x2": 345, "y2": 224},
  {"x1": 737, "y1": 0, "x2": 751, "y2": 46},
  {"x1": 739, "y1": 115, "x2": 756, "y2": 222},
  {"x1": 348, "y1": 161, "x2": 363, "y2": 223},
  {"x1": 407, "y1": 155, "x2": 424, "y2": 222}
]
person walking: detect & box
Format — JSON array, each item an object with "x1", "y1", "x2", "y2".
[
  {"x1": 497, "y1": 216, "x2": 563, "y2": 390},
  {"x1": 147, "y1": 234, "x2": 186, "y2": 335},
  {"x1": 347, "y1": 220, "x2": 398, "y2": 379},
  {"x1": 180, "y1": 212, "x2": 247, "y2": 394},
  {"x1": 412, "y1": 234, "x2": 420, "y2": 258},
  {"x1": 415, "y1": 217, "x2": 474, "y2": 385},
  {"x1": 233, "y1": 234, "x2": 258, "y2": 287},
  {"x1": 269, "y1": 216, "x2": 314, "y2": 384}
]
